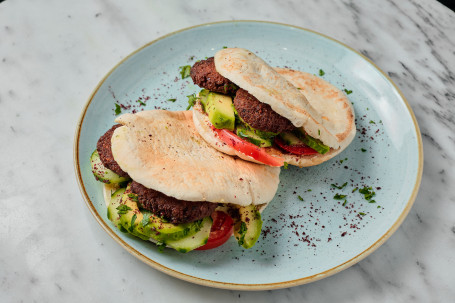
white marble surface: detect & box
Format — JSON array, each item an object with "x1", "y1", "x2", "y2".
[{"x1": 1, "y1": 0, "x2": 454, "y2": 302}]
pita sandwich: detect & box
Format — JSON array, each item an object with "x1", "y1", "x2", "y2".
[
  {"x1": 190, "y1": 48, "x2": 355, "y2": 167},
  {"x1": 90, "y1": 110, "x2": 280, "y2": 252}
]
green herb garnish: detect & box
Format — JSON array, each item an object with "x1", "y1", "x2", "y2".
[
  {"x1": 186, "y1": 93, "x2": 198, "y2": 110},
  {"x1": 283, "y1": 162, "x2": 289, "y2": 169},
  {"x1": 352, "y1": 187, "x2": 358, "y2": 193},
  {"x1": 128, "y1": 193, "x2": 138, "y2": 202},
  {"x1": 141, "y1": 213, "x2": 151, "y2": 227},
  {"x1": 359, "y1": 186, "x2": 376, "y2": 201},
  {"x1": 136, "y1": 99, "x2": 146, "y2": 106},
  {"x1": 114, "y1": 103, "x2": 121, "y2": 115},
  {"x1": 298, "y1": 195, "x2": 304, "y2": 201},
  {"x1": 179, "y1": 65, "x2": 191, "y2": 79},
  {"x1": 344, "y1": 89, "x2": 353, "y2": 95},
  {"x1": 319, "y1": 69, "x2": 325, "y2": 76},
  {"x1": 361, "y1": 148, "x2": 367, "y2": 152},
  {"x1": 331, "y1": 182, "x2": 348, "y2": 189},
  {"x1": 222, "y1": 46, "x2": 228, "y2": 49},
  {"x1": 334, "y1": 194, "x2": 347, "y2": 200},
  {"x1": 167, "y1": 98, "x2": 176, "y2": 102},
  {"x1": 342, "y1": 200, "x2": 347, "y2": 206},
  {"x1": 369, "y1": 120, "x2": 376, "y2": 124},
  {"x1": 129, "y1": 214, "x2": 137, "y2": 232},
  {"x1": 359, "y1": 212, "x2": 366, "y2": 216},
  {"x1": 116, "y1": 204, "x2": 132, "y2": 215}
]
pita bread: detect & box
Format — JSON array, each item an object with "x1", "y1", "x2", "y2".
[
  {"x1": 215, "y1": 48, "x2": 341, "y2": 149},
  {"x1": 193, "y1": 68, "x2": 356, "y2": 167},
  {"x1": 111, "y1": 110, "x2": 280, "y2": 206}
]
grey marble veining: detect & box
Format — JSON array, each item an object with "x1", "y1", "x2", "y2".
[{"x1": 1, "y1": 0, "x2": 454, "y2": 302}]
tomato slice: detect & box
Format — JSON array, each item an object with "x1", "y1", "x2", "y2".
[
  {"x1": 274, "y1": 137, "x2": 319, "y2": 155},
  {"x1": 196, "y1": 211, "x2": 234, "y2": 250},
  {"x1": 212, "y1": 127, "x2": 285, "y2": 167}
]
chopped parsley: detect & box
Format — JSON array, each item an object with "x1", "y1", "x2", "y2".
[
  {"x1": 342, "y1": 200, "x2": 347, "y2": 206},
  {"x1": 352, "y1": 187, "x2": 359, "y2": 193},
  {"x1": 307, "y1": 189, "x2": 312, "y2": 192},
  {"x1": 114, "y1": 103, "x2": 121, "y2": 115},
  {"x1": 369, "y1": 120, "x2": 376, "y2": 124},
  {"x1": 334, "y1": 194, "x2": 347, "y2": 200},
  {"x1": 186, "y1": 93, "x2": 198, "y2": 110},
  {"x1": 141, "y1": 213, "x2": 151, "y2": 227},
  {"x1": 116, "y1": 204, "x2": 131, "y2": 215},
  {"x1": 318, "y1": 129, "x2": 321, "y2": 136},
  {"x1": 359, "y1": 212, "x2": 366, "y2": 216},
  {"x1": 331, "y1": 182, "x2": 348, "y2": 189},
  {"x1": 179, "y1": 65, "x2": 191, "y2": 79},
  {"x1": 368, "y1": 200, "x2": 376, "y2": 203},
  {"x1": 283, "y1": 162, "x2": 289, "y2": 169},
  {"x1": 361, "y1": 148, "x2": 367, "y2": 152},
  {"x1": 344, "y1": 89, "x2": 353, "y2": 95},
  {"x1": 319, "y1": 69, "x2": 325, "y2": 76},
  {"x1": 222, "y1": 46, "x2": 228, "y2": 49},
  {"x1": 359, "y1": 186, "x2": 376, "y2": 201},
  {"x1": 136, "y1": 99, "x2": 146, "y2": 106},
  {"x1": 128, "y1": 193, "x2": 138, "y2": 202},
  {"x1": 128, "y1": 214, "x2": 137, "y2": 232},
  {"x1": 167, "y1": 98, "x2": 176, "y2": 102},
  {"x1": 298, "y1": 195, "x2": 304, "y2": 201}
]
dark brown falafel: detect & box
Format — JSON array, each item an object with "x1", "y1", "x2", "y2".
[
  {"x1": 233, "y1": 89, "x2": 296, "y2": 134},
  {"x1": 190, "y1": 57, "x2": 238, "y2": 95},
  {"x1": 96, "y1": 124, "x2": 130, "y2": 178}
]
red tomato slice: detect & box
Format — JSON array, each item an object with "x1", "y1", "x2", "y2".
[
  {"x1": 196, "y1": 211, "x2": 234, "y2": 250},
  {"x1": 274, "y1": 137, "x2": 319, "y2": 155},
  {"x1": 212, "y1": 127, "x2": 285, "y2": 167}
]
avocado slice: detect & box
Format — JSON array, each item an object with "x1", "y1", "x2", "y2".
[
  {"x1": 233, "y1": 205, "x2": 263, "y2": 249},
  {"x1": 206, "y1": 92, "x2": 235, "y2": 131},
  {"x1": 118, "y1": 185, "x2": 202, "y2": 242},
  {"x1": 107, "y1": 187, "x2": 128, "y2": 233}
]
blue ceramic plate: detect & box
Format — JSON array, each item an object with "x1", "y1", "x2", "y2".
[{"x1": 74, "y1": 21, "x2": 422, "y2": 290}]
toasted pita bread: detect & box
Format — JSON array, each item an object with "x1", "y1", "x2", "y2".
[
  {"x1": 215, "y1": 48, "x2": 342, "y2": 149},
  {"x1": 111, "y1": 110, "x2": 280, "y2": 206},
  {"x1": 193, "y1": 68, "x2": 355, "y2": 167}
]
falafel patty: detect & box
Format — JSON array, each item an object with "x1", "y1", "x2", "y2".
[
  {"x1": 234, "y1": 88, "x2": 296, "y2": 134},
  {"x1": 96, "y1": 124, "x2": 130, "y2": 178},
  {"x1": 130, "y1": 181, "x2": 218, "y2": 224},
  {"x1": 190, "y1": 57, "x2": 238, "y2": 95}
]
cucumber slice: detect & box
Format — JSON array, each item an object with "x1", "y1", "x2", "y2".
[
  {"x1": 279, "y1": 132, "x2": 330, "y2": 154},
  {"x1": 236, "y1": 126, "x2": 273, "y2": 147},
  {"x1": 165, "y1": 216, "x2": 213, "y2": 253},
  {"x1": 279, "y1": 132, "x2": 304, "y2": 146},
  {"x1": 90, "y1": 149, "x2": 130, "y2": 184},
  {"x1": 233, "y1": 205, "x2": 262, "y2": 249}
]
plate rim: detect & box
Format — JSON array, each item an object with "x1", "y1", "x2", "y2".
[{"x1": 73, "y1": 20, "x2": 423, "y2": 290}]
